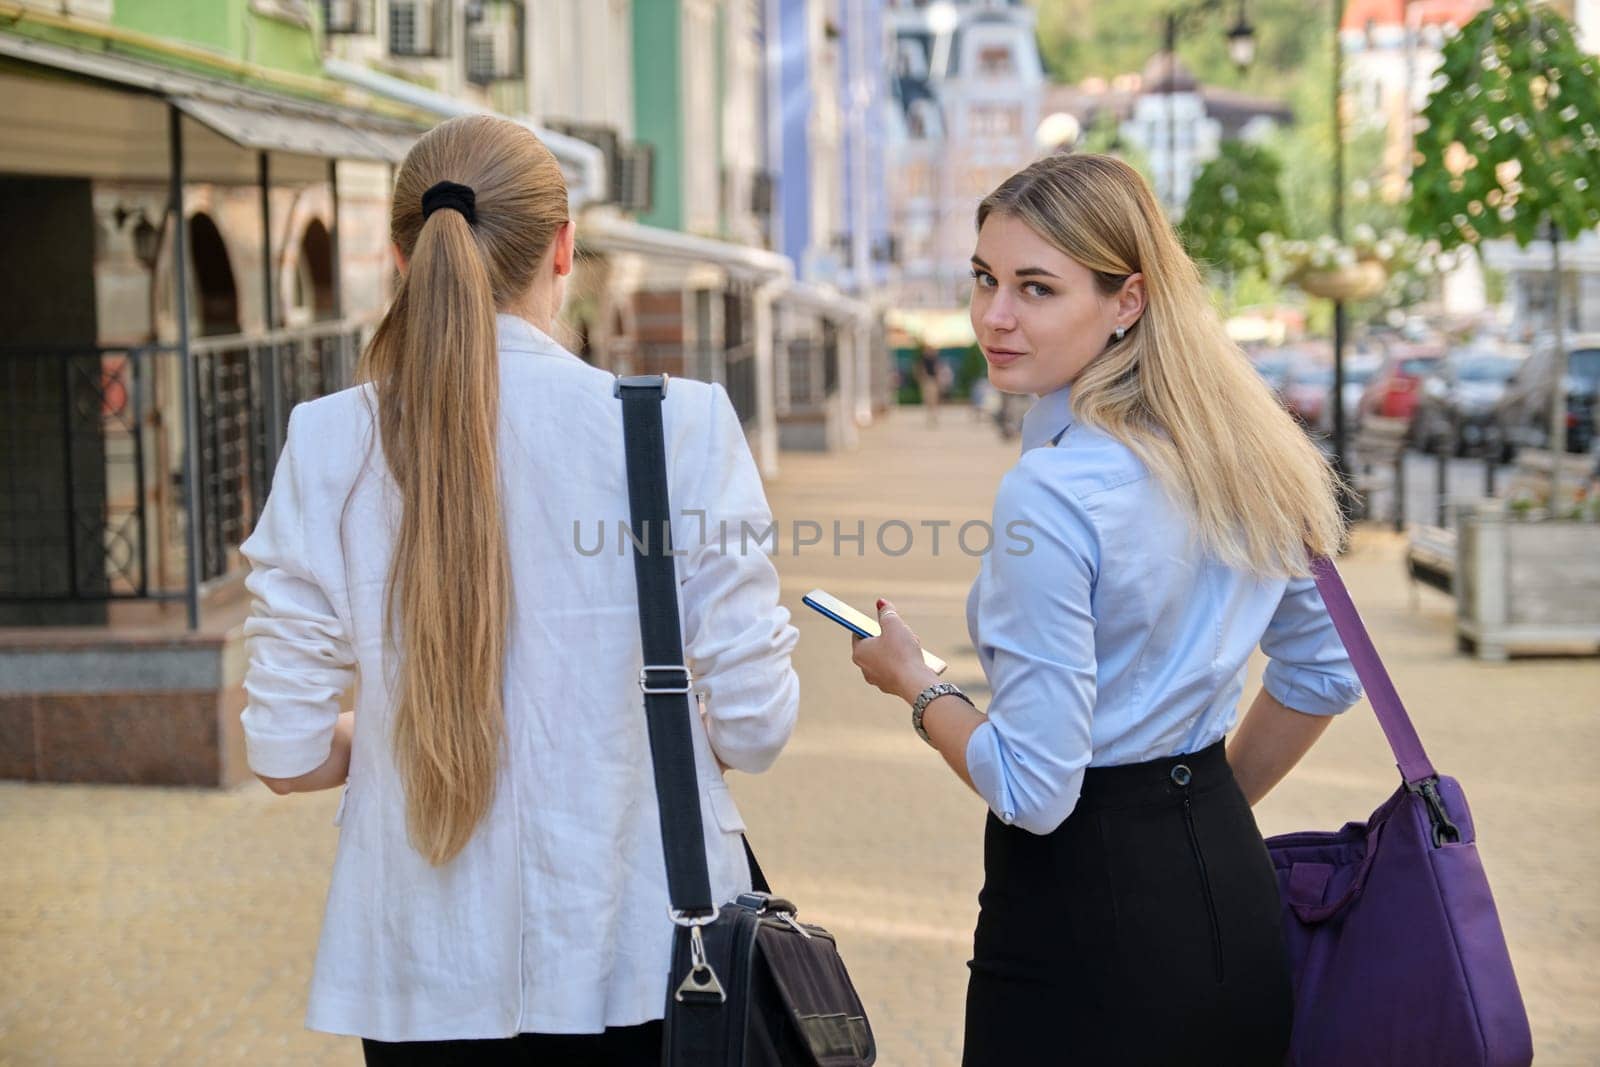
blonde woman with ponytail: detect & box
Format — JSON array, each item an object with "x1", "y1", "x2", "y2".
[
  {"x1": 851, "y1": 153, "x2": 1362, "y2": 1064},
  {"x1": 239, "y1": 115, "x2": 798, "y2": 1064}
]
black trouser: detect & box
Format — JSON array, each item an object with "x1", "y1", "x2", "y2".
[
  {"x1": 962, "y1": 740, "x2": 1292, "y2": 1066},
  {"x1": 362, "y1": 1021, "x2": 663, "y2": 1067}
]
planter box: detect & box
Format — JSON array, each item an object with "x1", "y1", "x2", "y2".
[{"x1": 1454, "y1": 499, "x2": 1600, "y2": 660}]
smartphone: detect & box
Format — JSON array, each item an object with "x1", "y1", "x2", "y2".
[{"x1": 802, "y1": 588, "x2": 948, "y2": 675}]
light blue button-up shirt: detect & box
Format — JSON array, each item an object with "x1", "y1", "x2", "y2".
[{"x1": 963, "y1": 385, "x2": 1362, "y2": 835}]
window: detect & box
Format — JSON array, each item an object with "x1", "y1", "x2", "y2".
[
  {"x1": 390, "y1": 0, "x2": 446, "y2": 57},
  {"x1": 323, "y1": 0, "x2": 374, "y2": 34},
  {"x1": 969, "y1": 104, "x2": 1020, "y2": 138},
  {"x1": 977, "y1": 45, "x2": 1014, "y2": 78}
]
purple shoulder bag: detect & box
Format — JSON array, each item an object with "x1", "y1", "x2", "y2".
[{"x1": 1263, "y1": 558, "x2": 1534, "y2": 1066}]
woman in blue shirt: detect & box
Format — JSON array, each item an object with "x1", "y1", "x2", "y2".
[{"x1": 851, "y1": 154, "x2": 1361, "y2": 1064}]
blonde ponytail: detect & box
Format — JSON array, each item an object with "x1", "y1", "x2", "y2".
[{"x1": 359, "y1": 116, "x2": 568, "y2": 865}]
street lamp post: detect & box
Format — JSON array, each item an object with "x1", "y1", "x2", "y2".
[
  {"x1": 1161, "y1": 1, "x2": 1255, "y2": 214},
  {"x1": 1330, "y1": 0, "x2": 1354, "y2": 515}
]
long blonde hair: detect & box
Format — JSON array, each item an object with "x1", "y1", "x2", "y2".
[
  {"x1": 977, "y1": 153, "x2": 1344, "y2": 577},
  {"x1": 358, "y1": 115, "x2": 569, "y2": 865}
]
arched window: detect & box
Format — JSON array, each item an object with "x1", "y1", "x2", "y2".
[
  {"x1": 188, "y1": 213, "x2": 239, "y2": 338},
  {"x1": 290, "y1": 218, "x2": 337, "y2": 325}
]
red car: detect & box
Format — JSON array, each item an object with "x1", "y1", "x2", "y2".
[{"x1": 1359, "y1": 344, "x2": 1445, "y2": 422}]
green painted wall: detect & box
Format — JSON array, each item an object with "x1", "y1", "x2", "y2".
[
  {"x1": 111, "y1": 0, "x2": 323, "y2": 79},
  {"x1": 632, "y1": 0, "x2": 683, "y2": 232},
  {"x1": 113, "y1": 0, "x2": 241, "y2": 56}
]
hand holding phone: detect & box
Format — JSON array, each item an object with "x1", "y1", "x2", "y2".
[{"x1": 802, "y1": 588, "x2": 948, "y2": 675}]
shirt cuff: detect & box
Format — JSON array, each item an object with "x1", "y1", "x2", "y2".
[
  {"x1": 242, "y1": 716, "x2": 336, "y2": 779},
  {"x1": 964, "y1": 719, "x2": 1016, "y2": 825},
  {"x1": 1262, "y1": 661, "x2": 1364, "y2": 717}
]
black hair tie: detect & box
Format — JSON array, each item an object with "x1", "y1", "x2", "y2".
[{"x1": 421, "y1": 180, "x2": 477, "y2": 225}]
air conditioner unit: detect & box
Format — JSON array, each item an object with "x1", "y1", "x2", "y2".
[
  {"x1": 617, "y1": 144, "x2": 655, "y2": 215},
  {"x1": 390, "y1": 0, "x2": 439, "y2": 57},
  {"x1": 324, "y1": 0, "x2": 374, "y2": 34},
  {"x1": 466, "y1": 4, "x2": 523, "y2": 83}
]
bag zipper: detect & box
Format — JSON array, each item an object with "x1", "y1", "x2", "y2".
[{"x1": 1182, "y1": 793, "x2": 1225, "y2": 984}]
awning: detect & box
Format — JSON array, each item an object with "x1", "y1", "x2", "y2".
[
  {"x1": 0, "y1": 32, "x2": 422, "y2": 165},
  {"x1": 172, "y1": 97, "x2": 407, "y2": 164},
  {"x1": 579, "y1": 209, "x2": 793, "y2": 282},
  {"x1": 779, "y1": 281, "x2": 872, "y2": 323}
]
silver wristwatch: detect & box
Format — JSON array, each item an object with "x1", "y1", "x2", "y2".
[{"x1": 911, "y1": 682, "x2": 974, "y2": 746}]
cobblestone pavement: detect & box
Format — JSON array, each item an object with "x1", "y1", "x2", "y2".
[{"x1": 3, "y1": 407, "x2": 1596, "y2": 1065}]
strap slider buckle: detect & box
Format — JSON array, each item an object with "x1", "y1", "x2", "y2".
[
  {"x1": 640, "y1": 664, "x2": 693, "y2": 695},
  {"x1": 612, "y1": 372, "x2": 670, "y2": 398}
]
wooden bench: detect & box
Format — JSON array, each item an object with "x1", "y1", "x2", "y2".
[{"x1": 1405, "y1": 522, "x2": 1456, "y2": 597}]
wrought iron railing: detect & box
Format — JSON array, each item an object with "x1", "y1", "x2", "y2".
[
  {"x1": 723, "y1": 342, "x2": 758, "y2": 427},
  {"x1": 0, "y1": 344, "x2": 172, "y2": 602},
  {"x1": 190, "y1": 324, "x2": 363, "y2": 583},
  {"x1": 0, "y1": 322, "x2": 365, "y2": 607},
  {"x1": 782, "y1": 335, "x2": 841, "y2": 415}
]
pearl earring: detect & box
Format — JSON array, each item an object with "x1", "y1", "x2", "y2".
[{"x1": 1114, "y1": 325, "x2": 1127, "y2": 341}]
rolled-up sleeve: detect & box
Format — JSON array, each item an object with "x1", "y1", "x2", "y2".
[
  {"x1": 964, "y1": 461, "x2": 1099, "y2": 836},
  {"x1": 1260, "y1": 576, "x2": 1363, "y2": 716},
  {"x1": 238, "y1": 409, "x2": 357, "y2": 779},
  {"x1": 678, "y1": 384, "x2": 799, "y2": 773}
]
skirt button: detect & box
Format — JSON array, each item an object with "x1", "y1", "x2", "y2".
[{"x1": 1170, "y1": 764, "x2": 1192, "y2": 787}]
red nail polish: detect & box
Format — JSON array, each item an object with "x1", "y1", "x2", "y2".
[{"x1": 876, "y1": 598, "x2": 885, "y2": 609}]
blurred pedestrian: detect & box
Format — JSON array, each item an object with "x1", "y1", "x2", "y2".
[
  {"x1": 849, "y1": 153, "x2": 1361, "y2": 1065},
  {"x1": 918, "y1": 343, "x2": 943, "y2": 426},
  {"x1": 238, "y1": 115, "x2": 798, "y2": 1066}
]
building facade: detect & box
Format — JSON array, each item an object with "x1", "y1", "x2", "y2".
[
  {"x1": 885, "y1": 0, "x2": 1045, "y2": 309},
  {"x1": 0, "y1": 0, "x2": 890, "y2": 787}
]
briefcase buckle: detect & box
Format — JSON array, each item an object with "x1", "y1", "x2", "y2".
[{"x1": 674, "y1": 924, "x2": 726, "y2": 1004}]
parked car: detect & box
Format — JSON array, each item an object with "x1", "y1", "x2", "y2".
[
  {"x1": 1410, "y1": 347, "x2": 1525, "y2": 455},
  {"x1": 1325, "y1": 352, "x2": 1383, "y2": 435},
  {"x1": 1493, "y1": 333, "x2": 1600, "y2": 457},
  {"x1": 1282, "y1": 362, "x2": 1333, "y2": 428},
  {"x1": 1358, "y1": 343, "x2": 1446, "y2": 423},
  {"x1": 1251, "y1": 350, "x2": 1297, "y2": 399}
]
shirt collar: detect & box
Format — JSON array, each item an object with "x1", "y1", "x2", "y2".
[
  {"x1": 497, "y1": 312, "x2": 580, "y2": 362},
  {"x1": 1020, "y1": 383, "x2": 1075, "y2": 452}
]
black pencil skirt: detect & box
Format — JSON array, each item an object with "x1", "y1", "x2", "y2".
[
  {"x1": 361, "y1": 1021, "x2": 661, "y2": 1067},
  {"x1": 962, "y1": 740, "x2": 1292, "y2": 1066}
]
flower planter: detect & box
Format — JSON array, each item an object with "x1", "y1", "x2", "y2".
[
  {"x1": 1297, "y1": 260, "x2": 1388, "y2": 301},
  {"x1": 1454, "y1": 498, "x2": 1600, "y2": 660}
]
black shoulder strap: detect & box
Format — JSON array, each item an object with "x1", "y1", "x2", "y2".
[{"x1": 617, "y1": 375, "x2": 715, "y2": 919}]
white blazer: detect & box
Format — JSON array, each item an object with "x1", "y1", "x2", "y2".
[{"x1": 239, "y1": 314, "x2": 800, "y2": 1041}]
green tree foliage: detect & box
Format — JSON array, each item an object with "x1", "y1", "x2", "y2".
[
  {"x1": 1030, "y1": 0, "x2": 1318, "y2": 98},
  {"x1": 1178, "y1": 141, "x2": 1288, "y2": 277},
  {"x1": 1409, "y1": 0, "x2": 1600, "y2": 249}
]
